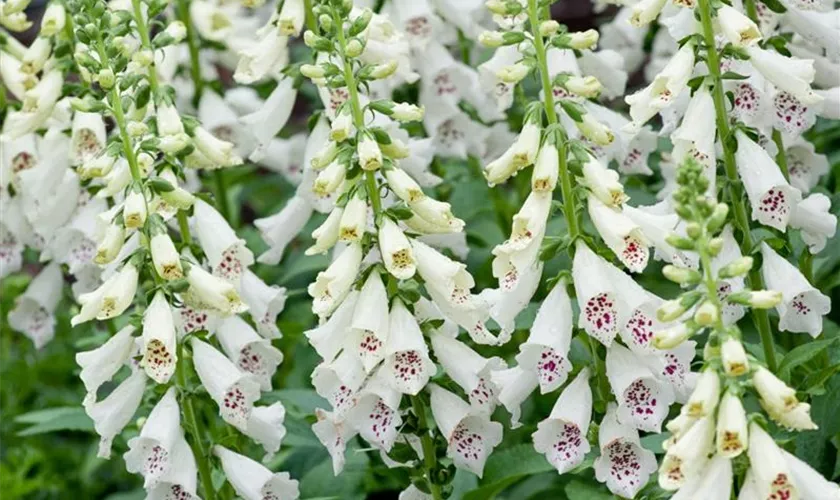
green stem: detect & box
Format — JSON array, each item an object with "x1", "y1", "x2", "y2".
[
  {"x1": 130, "y1": 0, "x2": 159, "y2": 92},
  {"x1": 303, "y1": 0, "x2": 318, "y2": 33},
  {"x1": 771, "y1": 129, "x2": 790, "y2": 182},
  {"x1": 214, "y1": 170, "x2": 231, "y2": 221},
  {"x1": 177, "y1": 210, "x2": 192, "y2": 244},
  {"x1": 697, "y1": 0, "x2": 777, "y2": 371},
  {"x1": 177, "y1": 346, "x2": 216, "y2": 500},
  {"x1": 411, "y1": 396, "x2": 443, "y2": 500},
  {"x1": 176, "y1": 0, "x2": 204, "y2": 105},
  {"x1": 527, "y1": 0, "x2": 578, "y2": 240}
]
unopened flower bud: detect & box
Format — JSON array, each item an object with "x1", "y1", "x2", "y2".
[
  {"x1": 370, "y1": 60, "x2": 398, "y2": 80},
  {"x1": 663, "y1": 265, "x2": 701, "y2": 285},
  {"x1": 165, "y1": 21, "x2": 187, "y2": 43},
  {"x1": 718, "y1": 257, "x2": 753, "y2": 279},
  {"x1": 721, "y1": 337, "x2": 749, "y2": 377},
  {"x1": 694, "y1": 301, "x2": 718, "y2": 326},
  {"x1": 133, "y1": 49, "x2": 154, "y2": 67},
  {"x1": 727, "y1": 290, "x2": 782, "y2": 308},
  {"x1": 707, "y1": 203, "x2": 729, "y2": 231},
  {"x1": 566, "y1": 29, "x2": 599, "y2": 49},
  {"x1": 686, "y1": 222, "x2": 702, "y2": 239},
  {"x1": 707, "y1": 237, "x2": 724, "y2": 256},
  {"x1": 653, "y1": 322, "x2": 692, "y2": 349},
  {"x1": 666, "y1": 233, "x2": 695, "y2": 250},
  {"x1": 345, "y1": 38, "x2": 364, "y2": 57},
  {"x1": 479, "y1": 31, "x2": 505, "y2": 48},
  {"x1": 539, "y1": 20, "x2": 560, "y2": 36},
  {"x1": 657, "y1": 292, "x2": 702, "y2": 322},
  {"x1": 300, "y1": 64, "x2": 326, "y2": 79},
  {"x1": 391, "y1": 103, "x2": 424, "y2": 122},
  {"x1": 358, "y1": 136, "x2": 383, "y2": 171},
  {"x1": 127, "y1": 121, "x2": 148, "y2": 137},
  {"x1": 497, "y1": 63, "x2": 530, "y2": 84},
  {"x1": 97, "y1": 68, "x2": 115, "y2": 89},
  {"x1": 564, "y1": 76, "x2": 601, "y2": 98}
]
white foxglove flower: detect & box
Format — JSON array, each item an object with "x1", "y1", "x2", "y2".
[
  {"x1": 192, "y1": 126, "x2": 242, "y2": 168},
  {"x1": 532, "y1": 369, "x2": 592, "y2": 474},
  {"x1": 306, "y1": 206, "x2": 343, "y2": 256},
  {"x1": 184, "y1": 265, "x2": 247, "y2": 316},
  {"x1": 671, "y1": 86, "x2": 717, "y2": 171},
  {"x1": 76, "y1": 325, "x2": 136, "y2": 399},
  {"x1": 124, "y1": 387, "x2": 181, "y2": 486},
  {"x1": 234, "y1": 20, "x2": 289, "y2": 84},
  {"x1": 580, "y1": 155, "x2": 627, "y2": 208},
  {"x1": 752, "y1": 366, "x2": 817, "y2": 430},
  {"x1": 630, "y1": 0, "x2": 667, "y2": 26},
  {"x1": 150, "y1": 233, "x2": 182, "y2": 280},
  {"x1": 140, "y1": 292, "x2": 177, "y2": 384},
  {"x1": 306, "y1": 291, "x2": 359, "y2": 364},
  {"x1": 338, "y1": 196, "x2": 367, "y2": 243},
  {"x1": 71, "y1": 262, "x2": 139, "y2": 325},
  {"x1": 747, "y1": 423, "x2": 798, "y2": 500},
  {"x1": 260, "y1": 135, "x2": 307, "y2": 184},
  {"x1": 240, "y1": 78, "x2": 297, "y2": 161},
  {"x1": 531, "y1": 143, "x2": 558, "y2": 192},
  {"x1": 382, "y1": 299, "x2": 435, "y2": 395},
  {"x1": 431, "y1": 333, "x2": 505, "y2": 415},
  {"x1": 716, "y1": 390, "x2": 748, "y2": 458},
  {"x1": 0, "y1": 50, "x2": 29, "y2": 102},
  {"x1": 579, "y1": 49, "x2": 628, "y2": 100},
  {"x1": 658, "y1": 416, "x2": 713, "y2": 490},
  {"x1": 145, "y1": 434, "x2": 198, "y2": 500},
  {"x1": 682, "y1": 368, "x2": 720, "y2": 418},
  {"x1": 70, "y1": 112, "x2": 106, "y2": 166},
  {"x1": 217, "y1": 316, "x2": 283, "y2": 391},
  {"x1": 312, "y1": 408, "x2": 357, "y2": 475},
  {"x1": 789, "y1": 193, "x2": 837, "y2": 254},
  {"x1": 358, "y1": 136, "x2": 383, "y2": 171},
  {"x1": 593, "y1": 403, "x2": 657, "y2": 498},
  {"x1": 491, "y1": 366, "x2": 538, "y2": 428},
  {"x1": 721, "y1": 337, "x2": 749, "y2": 377},
  {"x1": 379, "y1": 218, "x2": 416, "y2": 280},
  {"x1": 411, "y1": 239, "x2": 491, "y2": 343},
  {"x1": 244, "y1": 402, "x2": 287, "y2": 459},
  {"x1": 191, "y1": 338, "x2": 261, "y2": 431},
  {"x1": 761, "y1": 242, "x2": 830, "y2": 337},
  {"x1": 213, "y1": 446, "x2": 300, "y2": 500},
  {"x1": 384, "y1": 167, "x2": 425, "y2": 203},
  {"x1": 123, "y1": 189, "x2": 148, "y2": 230},
  {"x1": 484, "y1": 261, "x2": 542, "y2": 339},
  {"x1": 624, "y1": 42, "x2": 695, "y2": 130},
  {"x1": 574, "y1": 112, "x2": 615, "y2": 146},
  {"x1": 40, "y1": 3, "x2": 66, "y2": 36},
  {"x1": 588, "y1": 196, "x2": 650, "y2": 272},
  {"x1": 786, "y1": 140, "x2": 829, "y2": 194},
  {"x1": 344, "y1": 368, "x2": 402, "y2": 452},
  {"x1": 308, "y1": 243, "x2": 363, "y2": 319},
  {"x1": 606, "y1": 343, "x2": 675, "y2": 432},
  {"x1": 86, "y1": 370, "x2": 147, "y2": 458},
  {"x1": 349, "y1": 273, "x2": 390, "y2": 373},
  {"x1": 624, "y1": 204, "x2": 695, "y2": 269},
  {"x1": 672, "y1": 454, "x2": 733, "y2": 500},
  {"x1": 277, "y1": 0, "x2": 304, "y2": 35},
  {"x1": 515, "y1": 281, "x2": 573, "y2": 393},
  {"x1": 735, "y1": 131, "x2": 801, "y2": 231},
  {"x1": 491, "y1": 191, "x2": 551, "y2": 290},
  {"x1": 746, "y1": 45, "x2": 822, "y2": 105},
  {"x1": 2, "y1": 71, "x2": 63, "y2": 139},
  {"x1": 478, "y1": 46, "x2": 520, "y2": 112},
  {"x1": 709, "y1": 226, "x2": 747, "y2": 325},
  {"x1": 241, "y1": 270, "x2": 287, "y2": 339},
  {"x1": 312, "y1": 350, "x2": 366, "y2": 416},
  {"x1": 8, "y1": 262, "x2": 62, "y2": 348},
  {"x1": 429, "y1": 384, "x2": 503, "y2": 478},
  {"x1": 408, "y1": 196, "x2": 464, "y2": 233},
  {"x1": 255, "y1": 195, "x2": 314, "y2": 264},
  {"x1": 571, "y1": 241, "x2": 625, "y2": 345},
  {"x1": 718, "y1": 4, "x2": 762, "y2": 47},
  {"x1": 782, "y1": 448, "x2": 840, "y2": 499}
]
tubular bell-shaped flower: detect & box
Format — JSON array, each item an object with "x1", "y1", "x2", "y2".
[
  {"x1": 532, "y1": 369, "x2": 592, "y2": 474},
  {"x1": 216, "y1": 315, "x2": 284, "y2": 391},
  {"x1": 606, "y1": 343, "x2": 676, "y2": 432},
  {"x1": 140, "y1": 292, "x2": 178, "y2": 384},
  {"x1": 593, "y1": 403, "x2": 657, "y2": 498},
  {"x1": 515, "y1": 281, "x2": 573, "y2": 393},
  {"x1": 213, "y1": 445, "x2": 300, "y2": 500},
  {"x1": 124, "y1": 387, "x2": 182, "y2": 487},
  {"x1": 431, "y1": 333, "x2": 505, "y2": 414}
]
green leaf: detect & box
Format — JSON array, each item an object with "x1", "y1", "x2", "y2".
[
  {"x1": 777, "y1": 338, "x2": 837, "y2": 381},
  {"x1": 564, "y1": 479, "x2": 612, "y2": 500},
  {"x1": 759, "y1": 0, "x2": 787, "y2": 14},
  {"x1": 463, "y1": 445, "x2": 554, "y2": 500},
  {"x1": 15, "y1": 407, "x2": 94, "y2": 436}
]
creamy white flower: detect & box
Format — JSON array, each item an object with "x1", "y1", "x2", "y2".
[
  {"x1": 382, "y1": 299, "x2": 435, "y2": 395},
  {"x1": 312, "y1": 408, "x2": 357, "y2": 474},
  {"x1": 532, "y1": 368, "x2": 592, "y2": 474},
  {"x1": 69, "y1": 111, "x2": 106, "y2": 166},
  {"x1": 312, "y1": 161, "x2": 346, "y2": 198},
  {"x1": 431, "y1": 333, "x2": 505, "y2": 415},
  {"x1": 338, "y1": 196, "x2": 367, "y2": 243},
  {"x1": 491, "y1": 191, "x2": 551, "y2": 291},
  {"x1": 312, "y1": 349, "x2": 366, "y2": 418},
  {"x1": 240, "y1": 78, "x2": 297, "y2": 162},
  {"x1": 39, "y1": 3, "x2": 66, "y2": 36},
  {"x1": 721, "y1": 337, "x2": 749, "y2": 377},
  {"x1": 255, "y1": 195, "x2": 314, "y2": 264},
  {"x1": 580, "y1": 155, "x2": 627, "y2": 208},
  {"x1": 786, "y1": 140, "x2": 829, "y2": 194},
  {"x1": 184, "y1": 265, "x2": 247, "y2": 316},
  {"x1": 379, "y1": 218, "x2": 416, "y2": 280},
  {"x1": 140, "y1": 292, "x2": 177, "y2": 384},
  {"x1": 358, "y1": 136, "x2": 383, "y2": 171},
  {"x1": 630, "y1": 0, "x2": 667, "y2": 26},
  {"x1": 429, "y1": 384, "x2": 503, "y2": 477},
  {"x1": 0, "y1": 51, "x2": 29, "y2": 102},
  {"x1": 718, "y1": 4, "x2": 762, "y2": 47},
  {"x1": 234, "y1": 18, "x2": 289, "y2": 84},
  {"x1": 483, "y1": 261, "x2": 542, "y2": 339},
  {"x1": 753, "y1": 365, "x2": 817, "y2": 430},
  {"x1": 240, "y1": 270, "x2": 287, "y2": 339},
  {"x1": 214, "y1": 445, "x2": 300, "y2": 500},
  {"x1": 624, "y1": 42, "x2": 695, "y2": 131},
  {"x1": 191, "y1": 338, "x2": 261, "y2": 431},
  {"x1": 575, "y1": 112, "x2": 615, "y2": 146},
  {"x1": 531, "y1": 143, "x2": 558, "y2": 192},
  {"x1": 515, "y1": 281, "x2": 574, "y2": 393},
  {"x1": 671, "y1": 86, "x2": 717, "y2": 171},
  {"x1": 682, "y1": 368, "x2": 720, "y2": 418},
  {"x1": 306, "y1": 206, "x2": 342, "y2": 257},
  {"x1": 746, "y1": 45, "x2": 822, "y2": 105},
  {"x1": 305, "y1": 290, "x2": 357, "y2": 364},
  {"x1": 330, "y1": 110, "x2": 354, "y2": 142},
  {"x1": 716, "y1": 391, "x2": 748, "y2": 458},
  {"x1": 491, "y1": 366, "x2": 538, "y2": 429},
  {"x1": 308, "y1": 243, "x2": 363, "y2": 319},
  {"x1": 782, "y1": 448, "x2": 840, "y2": 499},
  {"x1": 672, "y1": 454, "x2": 733, "y2": 500},
  {"x1": 217, "y1": 315, "x2": 283, "y2": 391},
  {"x1": 606, "y1": 343, "x2": 676, "y2": 432},
  {"x1": 145, "y1": 433, "x2": 199, "y2": 500},
  {"x1": 243, "y1": 402, "x2": 287, "y2": 460},
  {"x1": 150, "y1": 233, "x2": 182, "y2": 280},
  {"x1": 709, "y1": 226, "x2": 747, "y2": 325},
  {"x1": 761, "y1": 242, "x2": 830, "y2": 337},
  {"x1": 124, "y1": 387, "x2": 181, "y2": 487},
  {"x1": 735, "y1": 131, "x2": 801, "y2": 231},
  {"x1": 571, "y1": 241, "x2": 627, "y2": 345},
  {"x1": 71, "y1": 263, "x2": 139, "y2": 326},
  {"x1": 2, "y1": 71, "x2": 63, "y2": 139},
  {"x1": 747, "y1": 423, "x2": 798, "y2": 500},
  {"x1": 658, "y1": 415, "x2": 713, "y2": 490},
  {"x1": 593, "y1": 403, "x2": 657, "y2": 498},
  {"x1": 86, "y1": 370, "x2": 147, "y2": 458},
  {"x1": 75, "y1": 325, "x2": 135, "y2": 398},
  {"x1": 8, "y1": 262, "x2": 62, "y2": 348},
  {"x1": 789, "y1": 193, "x2": 837, "y2": 254},
  {"x1": 588, "y1": 196, "x2": 650, "y2": 272},
  {"x1": 408, "y1": 196, "x2": 464, "y2": 233},
  {"x1": 347, "y1": 273, "x2": 390, "y2": 373}
]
